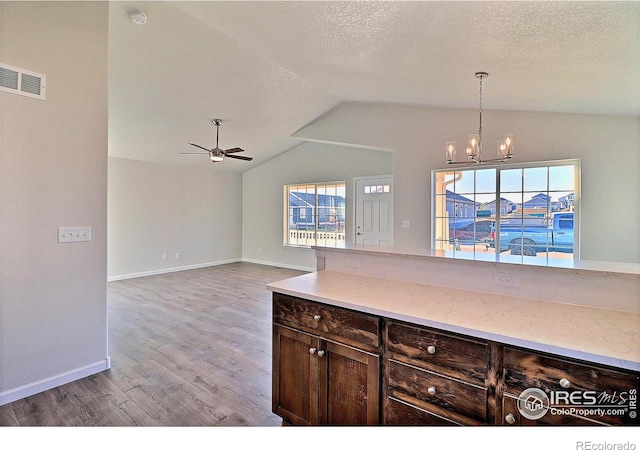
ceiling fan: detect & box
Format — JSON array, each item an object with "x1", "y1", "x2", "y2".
[{"x1": 180, "y1": 119, "x2": 253, "y2": 163}]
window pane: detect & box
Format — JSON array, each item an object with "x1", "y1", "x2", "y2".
[
  {"x1": 453, "y1": 170, "x2": 474, "y2": 194},
  {"x1": 500, "y1": 168, "x2": 523, "y2": 193},
  {"x1": 523, "y1": 167, "x2": 548, "y2": 192},
  {"x1": 549, "y1": 165, "x2": 575, "y2": 191},
  {"x1": 475, "y1": 168, "x2": 496, "y2": 194}
]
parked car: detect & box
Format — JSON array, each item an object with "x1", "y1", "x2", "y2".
[{"x1": 491, "y1": 212, "x2": 574, "y2": 256}]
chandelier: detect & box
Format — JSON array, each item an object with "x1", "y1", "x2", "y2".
[{"x1": 446, "y1": 72, "x2": 514, "y2": 165}]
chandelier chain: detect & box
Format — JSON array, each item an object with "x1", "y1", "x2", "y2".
[{"x1": 478, "y1": 73, "x2": 483, "y2": 151}]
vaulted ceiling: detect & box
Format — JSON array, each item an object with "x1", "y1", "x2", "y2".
[{"x1": 108, "y1": 1, "x2": 640, "y2": 171}]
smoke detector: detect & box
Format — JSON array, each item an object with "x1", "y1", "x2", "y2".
[{"x1": 129, "y1": 10, "x2": 147, "y2": 25}]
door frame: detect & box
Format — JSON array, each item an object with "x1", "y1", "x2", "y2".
[{"x1": 353, "y1": 175, "x2": 394, "y2": 246}]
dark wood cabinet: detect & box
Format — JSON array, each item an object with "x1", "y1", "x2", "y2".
[
  {"x1": 502, "y1": 346, "x2": 639, "y2": 426},
  {"x1": 271, "y1": 293, "x2": 639, "y2": 427},
  {"x1": 272, "y1": 293, "x2": 381, "y2": 425},
  {"x1": 385, "y1": 321, "x2": 494, "y2": 425}
]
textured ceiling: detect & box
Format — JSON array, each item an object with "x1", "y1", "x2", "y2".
[{"x1": 108, "y1": 1, "x2": 640, "y2": 171}]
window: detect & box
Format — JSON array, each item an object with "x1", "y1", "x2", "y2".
[
  {"x1": 284, "y1": 182, "x2": 346, "y2": 248},
  {"x1": 432, "y1": 159, "x2": 580, "y2": 261}
]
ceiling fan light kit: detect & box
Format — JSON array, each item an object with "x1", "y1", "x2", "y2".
[
  {"x1": 180, "y1": 119, "x2": 253, "y2": 165},
  {"x1": 446, "y1": 72, "x2": 515, "y2": 165}
]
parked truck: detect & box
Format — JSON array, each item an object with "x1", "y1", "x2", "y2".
[{"x1": 491, "y1": 212, "x2": 574, "y2": 256}]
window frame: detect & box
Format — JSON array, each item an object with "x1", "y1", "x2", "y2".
[
  {"x1": 283, "y1": 181, "x2": 347, "y2": 248},
  {"x1": 431, "y1": 159, "x2": 581, "y2": 262}
]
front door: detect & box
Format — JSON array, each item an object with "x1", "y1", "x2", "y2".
[{"x1": 355, "y1": 176, "x2": 393, "y2": 245}]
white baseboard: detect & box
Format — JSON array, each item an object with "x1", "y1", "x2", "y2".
[
  {"x1": 108, "y1": 259, "x2": 242, "y2": 282},
  {"x1": 241, "y1": 258, "x2": 314, "y2": 273},
  {"x1": 108, "y1": 258, "x2": 312, "y2": 282},
  {"x1": 0, "y1": 357, "x2": 111, "y2": 407}
]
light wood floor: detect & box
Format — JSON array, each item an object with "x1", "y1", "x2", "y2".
[{"x1": 0, "y1": 262, "x2": 306, "y2": 426}]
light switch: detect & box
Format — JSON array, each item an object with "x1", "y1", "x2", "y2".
[
  {"x1": 58, "y1": 227, "x2": 92, "y2": 243},
  {"x1": 402, "y1": 220, "x2": 411, "y2": 228}
]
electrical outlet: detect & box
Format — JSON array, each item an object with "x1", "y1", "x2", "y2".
[
  {"x1": 162, "y1": 252, "x2": 168, "y2": 261},
  {"x1": 495, "y1": 272, "x2": 520, "y2": 288},
  {"x1": 58, "y1": 227, "x2": 91, "y2": 243}
]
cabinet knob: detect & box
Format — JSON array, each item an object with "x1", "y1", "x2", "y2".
[
  {"x1": 309, "y1": 347, "x2": 316, "y2": 355},
  {"x1": 313, "y1": 314, "x2": 322, "y2": 322},
  {"x1": 505, "y1": 413, "x2": 516, "y2": 425},
  {"x1": 559, "y1": 378, "x2": 571, "y2": 389},
  {"x1": 427, "y1": 386, "x2": 436, "y2": 395},
  {"x1": 317, "y1": 350, "x2": 325, "y2": 357},
  {"x1": 427, "y1": 345, "x2": 436, "y2": 355}
]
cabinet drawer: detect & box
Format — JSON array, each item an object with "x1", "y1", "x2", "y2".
[
  {"x1": 387, "y1": 321, "x2": 488, "y2": 386},
  {"x1": 386, "y1": 397, "x2": 458, "y2": 426},
  {"x1": 388, "y1": 360, "x2": 487, "y2": 425},
  {"x1": 503, "y1": 347, "x2": 639, "y2": 426},
  {"x1": 273, "y1": 293, "x2": 381, "y2": 350}
]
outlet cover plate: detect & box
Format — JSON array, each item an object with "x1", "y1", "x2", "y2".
[
  {"x1": 58, "y1": 227, "x2": 91, "y2": 243},
  {"x1": 494, "y1": 272, "x2": 520, "y2": 288}
]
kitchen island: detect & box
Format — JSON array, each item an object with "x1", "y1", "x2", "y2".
[{"x1": 267, "y1": 245, "x2": 639, "y2": 426}]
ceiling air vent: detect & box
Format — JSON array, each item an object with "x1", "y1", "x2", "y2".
[{"x1": 0, "y1": 64, "x2": 46, "y2": 100}]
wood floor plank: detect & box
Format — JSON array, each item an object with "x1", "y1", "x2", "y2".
[{"x1": 0, "y1": 262, "x2": 306, "y2": 426}]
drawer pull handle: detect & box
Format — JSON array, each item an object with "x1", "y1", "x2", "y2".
[
  {"x1": 559, "y1": 378, "x2": 571, "y2": 389},
  {"x1": 505, "y1": 413, "x2": 516, "y2": 425},
  {"x1": 313, "y1": 314, "x2": 322, "y2": 322},
  {"x1": 309, "y1": 347, "x2": 317, "y2": 355},
  {"x1": 427, "y1": 345, "x2": 436, "y2": 355},
  {"x1": 427, "y1": 386, "x2": 436, "y2": 395},
  {"x1": 317, "y1": 350, "x2": 325, "y2": 357}
]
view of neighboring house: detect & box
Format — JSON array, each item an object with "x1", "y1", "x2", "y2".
[
  {"x1": 518, "y1": 193, "x2": 572, "y2": 214},
  {"x1": 519, "y1": 193, "x2": 552, "y2": 215},
  {"x1": 289, "y1": 192, "x2": 346, "y2": 231},
  {"x1": 446, "y1": 190, "x2": 478, "y2": 223},
  {"x1": 481, "y1": 197, "x2": 518, "y2": 216},
  {"x1": 558, "y1": 193, "x2": 575, "y2": 211}
]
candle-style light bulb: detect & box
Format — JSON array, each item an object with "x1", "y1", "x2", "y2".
[
  {"x1": 503, "y1": 134, "x2": 514, "y2": 156},
  {"x1": 446, "y1": 141, "x2": 456, "y2": 162},
  {"x1": 467, "y1": 134, "x2": 479, "y2": 159},
  {"x1": 498, "y1": 141, "x2": 507, "y2": 158}
]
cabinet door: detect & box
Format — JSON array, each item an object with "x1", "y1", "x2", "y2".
[
  {"x1": 321, "y1": 341, "x2": 380, "y2": 425},
  {"x1": 272, "y1": 325, "x2": 319, "y2": 425}
]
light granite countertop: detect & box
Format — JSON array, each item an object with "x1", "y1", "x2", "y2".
[
  {"x1": 267, "y1": 270, "x2": 640, "y2": 372},
  {"x1": 315, "y1": 244, "x2": 640, "y2": 277}
]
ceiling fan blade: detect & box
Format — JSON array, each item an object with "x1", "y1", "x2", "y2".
[
  {"x1": 225, "y1": 154, "x2": 253, "y2": 161},
  {"x1": 179, "y1": 152, "x2": 209, "y2": 155},
  {"x1": 189, "y1": 143, "x2": 211, "y2": 152},
  {"x1": 223, "y1": 148, "x2": 245, "y2": 154}
]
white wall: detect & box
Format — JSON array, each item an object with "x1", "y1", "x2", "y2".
[
  {"x1": 293, "y1": 102, "x2": 639, "y2": 263},
  {"x1": 242, "y1": 142, "x2": 393, "y2": 270},
  {"x1": 0, "y1": 2, "x2": 109, "y2": 404},
  {"x1": 108, "y1": 158, "x2": 243, "y2": 279}
]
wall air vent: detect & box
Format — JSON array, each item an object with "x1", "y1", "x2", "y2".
[{"x1": 0, "y1": 64, "x2": 46, "y2": 100}]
